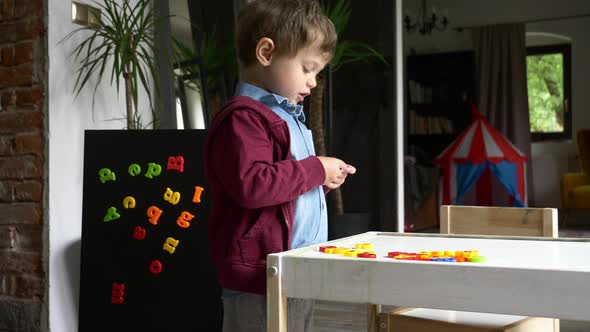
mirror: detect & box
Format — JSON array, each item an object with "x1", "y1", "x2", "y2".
[
  {"x1": 402, "y1": 0, "x2": 590, "y2": 229},
  {"x1": 169, "y1": 0, "x2": 237, "y2": 129}
]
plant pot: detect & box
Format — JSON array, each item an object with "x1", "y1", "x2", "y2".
[{"x1": 328, "y1": 212, "x2": 371, "y2": 240}]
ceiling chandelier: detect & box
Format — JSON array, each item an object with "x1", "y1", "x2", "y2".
[{"x1": 404, "y1": 0, "x2": 449, "y2": 35}]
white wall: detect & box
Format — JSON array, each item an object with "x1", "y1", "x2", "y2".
[
  {"x1": 48, "y1": 1, "x2": 152, "y2": 331},
  {"x1": 402, "y1": 0, "x2": 590, "y2": 207}
]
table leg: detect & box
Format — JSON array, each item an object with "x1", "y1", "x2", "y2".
[
  {"x1": 367, "y1": 304, "x2": 382, "y2": 332},
  {"x1": 267, "y1": 255, "x2": 287, "y2": 332}
]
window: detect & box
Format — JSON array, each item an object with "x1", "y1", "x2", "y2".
[{"x1": 526, "y1": 44, "x2": 571, "y2": 141}]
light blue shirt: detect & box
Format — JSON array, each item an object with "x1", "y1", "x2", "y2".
[{"x1": 236, "y1": 82, "x2": 328, "y2": 249}]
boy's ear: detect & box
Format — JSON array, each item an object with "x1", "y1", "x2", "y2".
[{"x1": 255, "y1": 37, "x2": 275, "y2": 66}]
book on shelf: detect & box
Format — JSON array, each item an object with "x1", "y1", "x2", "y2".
[
  {"x1": 408, "y1": 80, "x2": 432, "y2": 104},
  {"x1": 408, "y1": 110, "x2": 453, "y2": 135}
]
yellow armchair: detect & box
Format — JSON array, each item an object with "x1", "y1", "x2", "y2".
[{"x1": 561, "y1": 129, "x2": 590, "y2": 209}]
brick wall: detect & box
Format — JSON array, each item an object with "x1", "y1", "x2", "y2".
[{"x1": 0, "y1": 0, "x2": 47, "y2": 331}]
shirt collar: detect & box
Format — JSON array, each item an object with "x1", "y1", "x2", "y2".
[{"x1": 235, "y1": 82, "x2": 306, "y2": 122}]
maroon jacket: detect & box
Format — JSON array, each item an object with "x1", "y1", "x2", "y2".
[{"x1": 204, "y1": 96, "x2": 325, "y2": 294}]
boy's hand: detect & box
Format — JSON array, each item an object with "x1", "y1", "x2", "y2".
[
  {"x1": 343, "y1": 164, "x2": 357, "y2": 175},
  {"x1": 317, "y1": 156, "x2": 356, "y2": 189}
]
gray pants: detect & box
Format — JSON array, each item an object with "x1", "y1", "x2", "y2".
[{"x1": 222, "y1": 292, "x2": 314, "y2": 332}]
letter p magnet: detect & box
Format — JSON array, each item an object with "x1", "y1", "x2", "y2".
[{"x1": 144, "y1": 162, "x2": 162, "y2": 179}]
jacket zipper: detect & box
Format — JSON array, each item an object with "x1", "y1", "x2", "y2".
[
  {"x1": 282, "y1": 203, "x2": 291, "y2": 250},
  {"x1": 281, "y1": 121, "x2": 292, "y2": 249}
]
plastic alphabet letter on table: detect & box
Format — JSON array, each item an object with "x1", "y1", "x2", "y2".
[
  {"x1": 146, "y1": 206, "x2": 163, "y2": 225},
  {"x1": 132, "y1": 226, "x2": 146, "y2": 240},
  {"x1": 176, "y1": 211, "x2": 195, "y2": 228},
  {"x1": 162, "y1": 237, "x2": 179, "y2": 254},
  {"x1": 103, "y1": 206, "x2": 121, "y2": 222},
  {"x1": 163, "y1": 187, "x2": 181, "y2": 205},
  {"x1": 167, "y1": 156, "x2": 185, "y2": 173},
  {"x1": 128, "y1": 163, "x2": 142, "y2": 176},
  {"x1": 192, "y1": 186, "x2": 204, "y2": 203},
  {"x1": 111, "y1": 283, "x2": 125, "y2": 304},
  {"x1": 144, "y1": 162, "x2": 162, "y2": 179},
  {"x1": 98, "y1": 168, "x2": 116, "y2": 183},
  {"x1": 123, "y1": 196, "x2": 136, "y2": 209}
]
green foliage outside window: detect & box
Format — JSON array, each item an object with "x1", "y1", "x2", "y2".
[{"x1": 526, "y1": 53, "x2": 564, "y2": 133}]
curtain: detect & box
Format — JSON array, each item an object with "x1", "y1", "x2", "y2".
[{"x1": 472, "y1": 23, "x2": 534, "y2": 205}]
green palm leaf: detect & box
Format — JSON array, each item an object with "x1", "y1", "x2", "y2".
[
  {"x1": 172, "y1": 26, "x2": 237, "y2": 97},
  {"x1": 322, "y1": 0, "x2": 388, "y2": 71},
  {"x1": 59, "y1": 0, "x2": 163, "y2": 129}
]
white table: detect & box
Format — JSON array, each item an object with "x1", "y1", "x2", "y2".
[{"x1": 266, "y1": 231, "x2": 590, "y2": 331}]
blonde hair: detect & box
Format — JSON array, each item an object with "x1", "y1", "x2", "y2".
[{"x1": 236, "y1": 0, "x2": 337, "y2": 66}]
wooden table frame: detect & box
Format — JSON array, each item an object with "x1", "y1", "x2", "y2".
[{"x1": 267, "y1": 232, "x2": 590, "y2": 332}]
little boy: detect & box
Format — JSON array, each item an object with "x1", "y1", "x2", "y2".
[{"x1": 204, "y1": 0, "x2": 356, "y2": 331}]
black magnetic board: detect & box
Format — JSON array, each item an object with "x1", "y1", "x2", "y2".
[{"x1": 78, "y1": 130, "x2": 222, "y2": 332}]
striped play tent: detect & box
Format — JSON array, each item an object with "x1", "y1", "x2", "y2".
[{"x1": 434, "y1": 105, "x2": 528, "y2": 207}]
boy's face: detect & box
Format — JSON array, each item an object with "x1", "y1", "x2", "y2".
[{"x1": 261, "y1": 44, "x2": 330, "y2": 104}]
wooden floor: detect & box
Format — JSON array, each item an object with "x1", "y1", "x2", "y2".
[{"x1": 313, "y1": 216, "x2": 590, "y2": 332}]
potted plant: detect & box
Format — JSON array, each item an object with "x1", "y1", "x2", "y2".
[
  {"x1": 62, "y1": 0, "x2": 168, "y2": 129},
  {"x1": 311, "y1": 0, "x2": 388, "y2": 220}
]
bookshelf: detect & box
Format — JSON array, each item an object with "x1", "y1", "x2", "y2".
[
  {"x1": 406, "y1": 50, "x2": 476, "y2": 163},
  {"x1": 404, "y1": 50, "x2": 476, "y2": 231}
]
